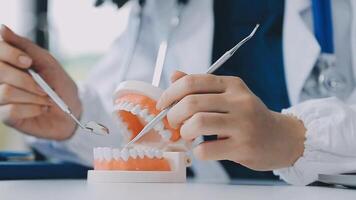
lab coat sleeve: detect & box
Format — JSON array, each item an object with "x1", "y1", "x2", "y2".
[
  {"x1": 273, "y1": 97, "x2": 356, "y2": 185},
  {"x1": 29, "y1": 84, "x2": 123, "y2": 167}
]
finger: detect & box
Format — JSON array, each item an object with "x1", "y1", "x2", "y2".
[
  {"x1": 0, "y1": 25, "x2": 35, "y2": 54},
  {"x1": 0, "y1": 41, "x2": 32, "y2": 68},
  {"x1": 167, "y1": 93, "x2": 228, "y2": 128},
  {"x1": 180, "y1": 112, "x2": 232, "y2": 141},
  {"x1": 0, "y1": 84, "x2": 51, "y2": 105},
  {"x1": 193, "y1": 139, "x2": 232, "y2": 160},
  {"x1": 0, "y1": 62, "x2": 46, "y2": 96},
  {"x1": 170, "y1": 70, "x2": 187, "y2": 83},
  {"x1": 157, "y1": 74, "x2": 226, "y2": 110},
  {"x1": 1, "y1": 25, "x2": 53, "y2": 72},
  {"x1": 0, "y1": 104, "x2": 46, "y2": 124}
]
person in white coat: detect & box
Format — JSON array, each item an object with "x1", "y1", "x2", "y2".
[{"x1": 0, "y1": 0, "x2": 355, "y2": 185}]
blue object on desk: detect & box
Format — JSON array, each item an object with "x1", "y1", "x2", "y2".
[
  {"x1": 0, "y1": 151, "x2": 34, "y2": 161},
  {"x1": 0, "y1": 161, "x2": 91, "y2": 180}
]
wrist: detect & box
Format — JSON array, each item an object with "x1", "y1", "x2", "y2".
[{"x1": 271, "y1": 111, "x2": 306, "y2": 167}]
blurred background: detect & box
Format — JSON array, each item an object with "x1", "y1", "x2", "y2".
[{"x1": 0, "y1": 0, "x2": 129, "y2": 151}]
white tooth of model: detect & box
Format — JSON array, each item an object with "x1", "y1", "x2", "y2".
[
  {"x1": 139, "y1": 109, "x2": 149, "y2": 118},
  {"x1": 126, "y1": 103, "x2": 134, "y2": 111},
  {"x1": 154, "y1": 149, "x2": 163, "y2": 159},
  {"x1": 129, "y1": 148, "x2": 138, "y2": 159},
  {"x1": 145, "y1": 149, "x2": 154, "y2": 159},
  {"x1": 145, "y1": 114, "x2": 155, "y2": 122},
  {"x1": 112, "y1": 148, "x2": 121, "y2": 160},
  {"x1": 154, "y1": 121, "x2": 164, "y2": 131},
  {"x1": 121, "y1": 102, "x2": 128, "y2": 109},
  {"x1": 120, "y1": 102, "x2": 128, "y2": 111},
  {"x1": 96, "y1": 147, "x2": 104, "y2": 161},
  {"x1": 118, "y1": 102, "x2": 125, "y2": 109},
  {"x1": 103, "y1": 147, "x2": 112, "y2": 161},
  {"x1": 132, "y1": 105, "x2": 141, "y2": 115},
  {"x1": 137, "y1": 148, "x2": 145, "y2": 159},
  {"x1": 149, "y1": 148, "x2": 157, "y2": 158},
  {"x1": 120, "y1": 148, "x2": 130, "y2": 161},
  {"x1": 120, "y1": 101, "x2": 127, "y2": 109},
  {"x1": 160, "y1": 130, "x2": 172, "y2": 140}
]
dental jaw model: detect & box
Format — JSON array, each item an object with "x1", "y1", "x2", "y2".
[
  {"x1": 87, "y1": 81, "x2": 190, "y2": 183},
  {"x1": 87, "y1": 25, "x2": 260, "y2": 183}
]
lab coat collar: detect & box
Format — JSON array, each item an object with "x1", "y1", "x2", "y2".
[{"x1": 283, "y1": 0, "x2": 321, "y2": 105}]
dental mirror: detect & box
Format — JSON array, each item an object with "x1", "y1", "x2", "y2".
[{"x1": 84, "y1": 121, "x2": 110, "y2": 135}]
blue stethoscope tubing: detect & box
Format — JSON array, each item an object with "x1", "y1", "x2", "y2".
[
  {"x1": 310, "y1": 0, "x2": 352, "y2": 98},
  {"x1": 312, "y1": 0, "x2": 334, "y2": 54}
]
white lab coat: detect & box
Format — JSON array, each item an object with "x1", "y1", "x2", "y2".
[
  {"x1": 274, "y1": 0, "x2": 356, "y2": 185},
  {"x1": 31, "y1": 0, "x2": 356, "y2": 185}
]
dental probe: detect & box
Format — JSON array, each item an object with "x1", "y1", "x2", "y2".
[
  {"x1": 28, "y1": 69, "x2": 109, "y2": 136},
  {"x1": 125, "y1": 24, "x2": 260, "y2": 147}
]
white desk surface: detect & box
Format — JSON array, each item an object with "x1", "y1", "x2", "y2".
[{"x1": 1, "y1": 180, "x2": 355, "y2": 200}]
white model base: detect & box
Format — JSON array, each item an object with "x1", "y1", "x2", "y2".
[{"x1": 87, "y1": 152, "x2": 187, "y2": 183}]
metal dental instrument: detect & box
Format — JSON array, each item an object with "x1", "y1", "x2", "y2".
[
  {"x1": 125, "y1": 24, "x2": 260, "y2": 147},
  {"x1": 28, "y1": 69, "x2": 109, "y2": 135}
]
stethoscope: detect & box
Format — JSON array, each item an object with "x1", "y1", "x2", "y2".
[
  {"x1": 117, "y1": 0, "x2": 188, "y2": 87},
  {"x1": 304, "y1": 0, "x2": 353, "y2": 99}
]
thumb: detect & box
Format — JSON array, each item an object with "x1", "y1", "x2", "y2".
[
  {"x1": 170, "y1": 70, "x2": 187, "y2": 83},
  {"x1": 0, "y1": 25, "x2": 35, "y2": 52}
]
